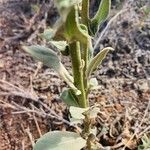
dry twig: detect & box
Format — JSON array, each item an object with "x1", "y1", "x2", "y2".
[
  {"x1": 25, "y1": 127, "x2": 35, "y2": 148},
  {"x1": 0, "y1": 80, "x2": 80, "y2": 129},
  {"x1": 122, "y1": 100, "x2": 150, "y2": 150}
]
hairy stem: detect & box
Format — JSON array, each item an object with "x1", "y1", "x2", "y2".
[
  {"x1": 71, "y1": 4, "x2": 93, "y2": 149},
  {"x1": 82, "y1": 114, "x2": 92, "y2": 150},
  {"x1": 81, "y1": 43, "x2": 88, "y2": 93},
  {"x1": 69, "y1": 41, "x2": 87, "y2": 108},
  {"x1": 81, "y1": 0, "x2": 89, "y2": 27}
]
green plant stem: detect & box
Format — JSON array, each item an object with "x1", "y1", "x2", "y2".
[
  {"x1": 69, "y1": 41, "x2": 87, "y2": 108},
  {"x1": 81, "y1": 0, "x2": 89, "y2": 27},
  {"x1": 81, "y1": 41, "x2": 93, "y2": 150},
  {"x1": 81, "y1": 43, "x2": 88, "y2": 92},
  {"x1": 71, "y1": 4, "x2": 93, "y2": 149},
  {"x1": 70, "y1": 41, "x2": 92, "y2": 149},
  {"x1": 81, "y1": 39, "x2": 93, "y2": 100}
]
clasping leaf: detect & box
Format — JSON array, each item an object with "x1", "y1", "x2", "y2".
[
  {"x1": 70, "y1": 106, "x2": 88, "y2": 120},
  {"x1": 65, "y1": 6, "x2": 90, "y2": 44},
  {"x1": 70, "y1": 106, "x2": 100, "y2": 120},
  {"x1": 60, "y1": 89, "x2": 79, "y2": 107},
  {"x1": 49, "y1": 41, "x2": 70, "y2": 56}
]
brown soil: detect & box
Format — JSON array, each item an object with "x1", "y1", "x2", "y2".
[{"x1": 0, "y1": 0, "x2": 149, "y2": 150}]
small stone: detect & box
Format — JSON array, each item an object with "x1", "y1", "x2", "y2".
[
  {"x1": 137, "y1": 79, "x2": 150, "y2": 92},
  {"x1": 0, "y1": 60, "x2": 4, "y2": 68}
]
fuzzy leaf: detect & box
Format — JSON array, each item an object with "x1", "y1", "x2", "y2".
[
  {"x1": 89, "y1": 107, "x2": 100, "y2": 118},
  {"x1": 90, "y1": 0, "x2": 111, "y2": 35},
  {"x1": 86, "y1": 47, "x2": 114, "y2": 77},
  {"x1": 34, "y1": 131, "x2": 86, "y2": 150},
  {"x1": 65, "y1": 6, "x2": 89, "y2": 44},
  {"x1": 41, "y1": 18, "x2": 67, "y2": 42},
  {"x1": 70, "y1": 118, "x2": 82, "y2": 125},
  {"x1": 22, "y1": 45, "x2": 80, "y2": 95},
  {"x1": 53, "y1": 22, "x2": 66, "y2": 41},
  {"x1": 138, "y1": 134, "x2": 150, "y2": 150},
  {"x1": 50, "y1": 41, "x2": 67, "y2": 51},
  {"x1": 70, "y1": 106, "x2": 88, "y2": 120},
  {"x1": 50, "y1": 41, "x2": 70, "y2": 56},
  {"x1": 81, "y1": 0, "x2": 90, "y2": 26},
  {"x1": 41, "y1": 28, "x2": 54, "y2": 41},
  {"x1": 89, "y1": 78, "x2": 98, "y2": 87},
  {"x1": 55, "y1": 0, "x2": 82, "y2": 22},
  {"x1": 42, "y1": 20, "x2": 66, "y2": 41},
  {"x1": 60, "y1": 89, "x2": 79, "y2": 107},
  {"x1": 55, "y1": 0, "x2": 82, "y2": 9},
  {"x1": 22, "y1": 45, "x2": 61, "y2": 71}
]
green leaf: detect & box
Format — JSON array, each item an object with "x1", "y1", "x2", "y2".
[
  {"x1": 88, "y1": 78, "x2": 99, "y2": 90},
  {"x1": 65, "y1": 6, "x2": 89, "y2": 44},
  {"x1": 70, "y1": 106, "x2": 88, "y2": 120},
  {"x1": 89, "y1": 78, "x2": 98, "y2": 87},
  {"x1": 34, "y1": 131, "x2": 86, "y2": 150},
  {"x1": 81, "y1": 0, "x2": 90, "y2": 27},
  {"x1": 86, "y1": 47, "x2": 114, "y2": 77},
  {"x1": 22, "y1": 45, "x2": 61, "y2": 71},
  {"x1": 138, "y1": 134, "x2": 150, "y2": 150},
  {"x1": 50, "y1": 41, "x2": 68, "y2": 51},
  {"x1": 42, "y1": 20, "x2": 66, "y2": 41},
  {"x1": 70, "y1": 106, "x2": 100, "y2": 120},
  {"x1": 89, "y1": 107, "x2": 100, "y2": 118},
  {"x1": 141, "y1": 5, "x2": 150, "y2": 16},
  {"x1": 42, "y1": 5, "x2": 90, "y2": 43},
  {"x1": 55, "y1": 0, "x2": 82, "y2": 22},
  {"x1": 49, "y1": 41, "x2": 70, "y2": 56},
  {"x1": 53, "y1": 21, "x2": 67, "y2": 41},
  {"x1": 70, "y1": 118, "x2": 82, "y2": 125},
  {"x1": 22, "y1": 45, "x2": 80, "y2": 95},
  {"x1": 41, "y1": 28, "x2": 55, "y2": 41},
  {"x1": 60, "y1": 89, "x2": 79, "y2": 107},
  {"x1": 90, "y1": 0, "x2": 111, "y2": 35}
]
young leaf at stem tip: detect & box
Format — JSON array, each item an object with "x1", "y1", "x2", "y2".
[{"x1": 89, "y1": 0, "x2": 111, "y2": 35}]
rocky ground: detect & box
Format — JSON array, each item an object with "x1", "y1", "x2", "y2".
[{"x1": 0, "y1": 0, "x2": 149, "y2": 150}]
